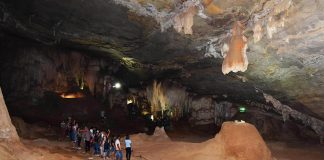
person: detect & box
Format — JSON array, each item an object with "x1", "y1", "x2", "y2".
[
  {"x1": 81, "y1": 126, "x2": 91, "y2": 153},
  {"x1": 115, "y1": 135, "x2": 123, "y2": 160},
  {"x1": 59, "y1": 120, "x2": 66, "y2": 141},
  {"x1": 66, "y1": 117, "x2": 72, "y2": 138},
  {"x1": 103, "y1": 129, "x2": 111, "y2": 159},
  {"x1": 110, "y1": 136, "x2": 116, "y2": 158},
  {"x1": 93, "y1": 130, "x2": 100, "y2": 156},
  {"x1": 125, "y1": 135, "x2": 132, "y2": 160},
  {"x1": 71, "y1": 122, "x2": 78, "y2": 146},
  {"x1": 76, "y1": 127, "x2": 82, "y2": 149},
  {"x1": 69, "y1": 120, "x2": 76, "y2": 141},
  {"x1": 99, "y1": 131, "x2": 107, "y2": 158}
]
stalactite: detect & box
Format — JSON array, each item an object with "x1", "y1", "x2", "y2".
[
  {"x1": 149, "y1": 80, "x2": 168, "y2": 115},
  {"x1": 112, "y1": 0, "x2": 204, "y2": 33},
  {"x1": 203, "y1": 0, "x2": 223, "y2": 15},
  {"x1": 250, "y1": 0, "x2": 292, "y2": 40},
  {"x1": 253, "y1": 22, "x2": 263, "y2": 43},
  {"x1": 173, "y1": 6, "x2": 197, "y2": 34},
  {"x1": 222, "y1": 21, "x2": 248, "y2": 75},
  {"x1": 266, "y1": 16, "x2": 285, "y2": 39},
  {"x1": 147, "y1": 81, "x2": 188, "y2": 117}
]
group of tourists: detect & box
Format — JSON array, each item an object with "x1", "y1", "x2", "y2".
[{"x1": 60, "y1": 117, "x2": 132, "y2": 160}]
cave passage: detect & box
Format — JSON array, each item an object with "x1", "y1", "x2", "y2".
[{"x1": 0, "y1": 0, "x2": 324, "y2": 160}]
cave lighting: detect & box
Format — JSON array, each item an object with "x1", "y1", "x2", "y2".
[
  {"x1": 127, "y1": 99, "x2": 133, "y2": 104},
  {"x1": 113, "y1": 82, "x2": 121, "y2": 89},
  {"x1": 60, "y1": 93, "x2": 84, "y2": 99},
  {"x1": 142, "y1": 111, "x2": 149, "y2": 115},
  {"x1": 150, "y1": 115, "x2": 154, "y2": 121},
  {"x1": 239, "y1": 106, "x2": 246, "y2": 113}
]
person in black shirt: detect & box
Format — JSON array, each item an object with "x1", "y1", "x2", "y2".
[{"x1": 93, "y1": 130, "x2": 100, "y2": 156}]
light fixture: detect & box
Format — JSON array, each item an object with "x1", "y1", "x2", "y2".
[
  {"x1": 113, "y1": 82, "x2": 121, "y2": 89},
  {"x1": 127, "y1": 99, "x2": 133, "y2": 104},
  {"x1": 150, "y1": 115, "x2": 154, "y2": 121},
  {"x1": 239, "y1": 106, "x2": 246, "y2": 113}
]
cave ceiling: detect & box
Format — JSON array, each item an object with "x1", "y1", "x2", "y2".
[{"x1": 1, "y1": 0, "x2": 324, "y2": 118}]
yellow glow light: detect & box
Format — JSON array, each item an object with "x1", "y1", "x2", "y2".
[{"x1": 60, "y1": 93, "x2": 84, "y2": 99}]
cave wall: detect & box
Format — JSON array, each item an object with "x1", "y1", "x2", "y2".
[
  {"x1": 189, "y1": 96, "x2": 215, "y2": 125},
  {"x1": 143, "y1": 80, "x2": 321, "y2": 141},
  {"x1": 0, "y1": 46, "x2": 119, "y2": 102},
  {"x1": 0, "y1": 44, "x2": 126, "y2": 123}
]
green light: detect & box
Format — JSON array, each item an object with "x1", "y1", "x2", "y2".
[{"x1": 239, "y1": 106, "x2": 246, "y2": 113}]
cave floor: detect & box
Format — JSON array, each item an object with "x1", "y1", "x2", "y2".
[{"x1": 16, "y1": 136, "x2": 324, "y2": 160}]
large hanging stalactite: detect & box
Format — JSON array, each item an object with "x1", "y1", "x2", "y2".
[{"x1": 222, "y1": 21, "x2": 248, "y2": 75}]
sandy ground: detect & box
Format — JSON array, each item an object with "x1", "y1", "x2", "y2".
[
  {"x1": 1, "y1": 123, "x2": 324, "y2": 160},
  {"x1": 268, "y1": 141, "x2": 324, "y2": 160},
  {"x1": 5, "y1": 138, "x2": 321, "y2": 160}
]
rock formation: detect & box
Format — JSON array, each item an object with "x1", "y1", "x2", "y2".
[
  {"x1": 189, "y1": 96, "x2": 215, "y2": 125},
  {"x1": 263, "y1": 93, "x2": 324, "y2": 143},
  {"x1": 131, "y1": 122, "x2": 273, "y2": 160},
  {"x1": 215, "y1": 122, "x2": 273, "y2": 160},
  {"x1": 173, "y1": 6, "x2": 197, "y2": 34},
  {"x1": 202, "y1": 0, "x2": 223, "y2": 15},
  {"x1": 222, "y1": 21, "x2": 248, "y2": 74},
  {"x1": 0, "y1": 87, "x2": 19, "y2": 142}
]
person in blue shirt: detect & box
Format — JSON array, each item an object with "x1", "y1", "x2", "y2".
[{"x1": 125, "y1": 135, "x2": 132, "y2": 160}]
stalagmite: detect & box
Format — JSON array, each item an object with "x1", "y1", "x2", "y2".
[
  {"x1": 0, "y1": 87, "x2": 19, "y2": 142},
  {"x1": 222, "y1": 21, "x2": 248, "y2": 75}
]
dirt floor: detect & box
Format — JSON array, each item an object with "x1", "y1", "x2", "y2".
[{"x1": 1, "y1": 122, "x2": 324, "y2": 160}]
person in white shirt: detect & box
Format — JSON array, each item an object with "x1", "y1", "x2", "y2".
[
  {"x1": 125, "y1": 135, "x2": 132, "y2": 160},
  {"x1": 115, "y1": 135, "x2": 122, "y2": 160}
]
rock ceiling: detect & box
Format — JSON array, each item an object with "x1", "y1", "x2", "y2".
[{"x1": 1, "y1": 0, "x2": 324, "y2": 119}]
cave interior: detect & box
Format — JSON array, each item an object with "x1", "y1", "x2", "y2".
[{"x1": 0, "y1": 0, "x2": 324, "y2": 160}]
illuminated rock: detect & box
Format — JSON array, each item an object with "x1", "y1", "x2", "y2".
[
  {"x1": 148, "y1": 81, "x2": 169, "y2": 115},
  {"x1": 222, "y1": 21, "x2": 248, "y2": 74},
  {"x1": 0, "y1": 87, "x2": 19, "y2": 142},
  {"x1": 146, "y1": 81, "x2": 188, "y2": 117}
]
